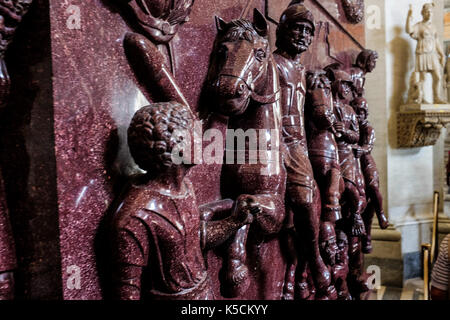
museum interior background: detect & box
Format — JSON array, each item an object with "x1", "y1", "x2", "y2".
[{"x1": 0, "y1": 0, "x2": 449, "y2": 300}]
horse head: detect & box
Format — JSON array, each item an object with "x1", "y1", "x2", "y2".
[{"x1": 209, "y1": 9, "x2": 276, "y2": 117}]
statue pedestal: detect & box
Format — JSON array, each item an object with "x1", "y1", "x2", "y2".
[{"x1": 397, "y1": 104, "x2": 450, "y2": 148}]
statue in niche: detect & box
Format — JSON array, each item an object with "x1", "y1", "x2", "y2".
[
  {"x1": 208, "y1": 9, "x2": 287, "y2": 299},
  {"x1": 116, "y1": 0, "x2": 194, "y2": 107},
  {"x1": 349, "y1": 49, "x2": 389, "y2": 253},
  {"x1": 406, "y1": 3, "x2": 447, "y2": 104},
  {"x1": 272, "y1": 0, "x2": 331, "y2": 299},
  {"x1": 0, "y1": 0, "x2": 34, "y2": 300},
  {"x1": 341, "y1": 0, "x2": 364, "y2": 24},
  {"x1": 110, "y1": 102, "x2": 257, "y2": 300}
]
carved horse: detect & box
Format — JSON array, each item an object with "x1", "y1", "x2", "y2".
[{"x1": 206, "y1": 9, "x2": 287, "y2": 300}]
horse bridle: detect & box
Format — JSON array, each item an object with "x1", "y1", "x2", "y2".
[{"x1": 217, "y1": 54, "x2": 280, "y2": 105}]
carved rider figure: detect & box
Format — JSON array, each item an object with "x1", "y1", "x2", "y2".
[
  {"x1": 273, "y1": 0, "x2": 330, "y2": 297},
  {"x1": 111, "y1": 102, "x2": 256, "y2": 300}
]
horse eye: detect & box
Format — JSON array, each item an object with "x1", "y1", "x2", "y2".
[{"x1": 255, "y1": 48, "x2": 266, "y2": 61}]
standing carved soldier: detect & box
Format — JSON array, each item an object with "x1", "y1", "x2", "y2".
[
  {"x1": 273, "y1": 0, "x2": 330, "y2": 297},
  {"x1": 328, "y1": 69, "x2": 366, "y2": 237},
  {"x1": 349, "y1": 49, "x2": 389, "y2": 253}
]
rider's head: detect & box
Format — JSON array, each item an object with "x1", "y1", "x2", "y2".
[{"x1": 276, "y1": 0, "x2": 315, "y2": 56}]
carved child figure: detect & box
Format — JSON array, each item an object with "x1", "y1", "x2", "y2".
[{"x1": 110, "y1": 102, "x2": 256, "y2": 300}]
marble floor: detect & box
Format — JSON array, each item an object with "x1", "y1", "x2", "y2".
[{"x1": 368, "y1": 278, "x2": 425, "y2": 300}]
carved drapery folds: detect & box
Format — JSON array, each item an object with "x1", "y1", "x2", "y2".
[
  {"x1": 341, "y1": 0, "x2": 364, "y2": 24},
  {"x1": 397, "y1": 105, "x2": 450, "y2": 148}
]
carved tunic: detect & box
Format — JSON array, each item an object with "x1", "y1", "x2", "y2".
[
  {"x1": 306, "y1": 87, "x2": 339, "y2": 177},
  {"x1": 334, "y1": 100, "x2": 359, "y2": 184},
  {"x1": 358, "y1": 119, "x2": 378, "y2": 185},
  {"x1": 112, "y1": 179, "x2": 213, "y2": 300},
  {"x1": 410, "y1": 21, "x2": 440, "y2": 72},
  {"x1": 274, "y1": 52, "x2": 314, "y2": 190}
]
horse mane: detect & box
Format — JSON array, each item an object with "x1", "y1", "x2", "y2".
[{"x1": 219, "y1": 19, "x2": 260, "y2": 43}]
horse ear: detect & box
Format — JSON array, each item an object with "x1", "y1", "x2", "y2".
[
  {"x1": 253, "y1": 8, "x2": 268, "y2": 37},
  {"x1": 215, "y1": 16, "x2": 228, "y2": 33}
]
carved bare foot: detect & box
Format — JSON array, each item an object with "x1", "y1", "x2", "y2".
[
  {"x1": 295, "y1": 280, "x2": 310, "y2": 300},
  {"x1": 351, "y1": 214, "x2": 366, "y2": 237},
  {"x1": 317, "y1": 285, "x2": 338, "y2": 300},
  {"x1": 226, "y1": 258, "x2": 250, "y2": 297},
  {"x1": 377, "y1": 211, "x2": 389, "y2": 229},
  {"x1": 434, "y1": 98, "x2": 448, "y2": 104}
]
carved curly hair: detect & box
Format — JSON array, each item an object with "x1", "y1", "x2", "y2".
[{"x1": 127, "y1": 102, "x2": 194, "y2": 173}]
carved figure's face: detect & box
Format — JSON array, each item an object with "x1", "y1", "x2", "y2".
[
  {"x1": 337, "y1": 80, "x2": 352, "y2": 101},
  {"x1": 422, "y1": 7, "x2": 433, "y2": 21},
  {"x1": 365, "y1": 56, "x2": 377, "y2": 73},
  {"x1": 336, "y1": 232, "x2": 348, "y2": 264},
  {"x1": 280, "y1": 21, "x2": 313, "y2": 55},
  {"x1": 320, "y1": 235, "x2": 338, "y2": 266},
  {"x1": 355, "y1": 104, "x2": 368, "y2": 122}
]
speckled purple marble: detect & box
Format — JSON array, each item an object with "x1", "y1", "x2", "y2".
[{"x1": 0, "y1": 170, "x2": 15, "y2": 273}]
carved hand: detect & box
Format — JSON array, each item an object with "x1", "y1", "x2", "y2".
[
  {"x1": 354, "y1": 146, "x2": 364, "y2": 158},
  {"x1": 408, "y1": 5, "x2": 413, "y2": 17},
  {"x1": 334, "y1": 122, "x2": 345, "y2": 133},
  {"x1": 234, "y1": 194, "x2": 261, "y2": 225}
]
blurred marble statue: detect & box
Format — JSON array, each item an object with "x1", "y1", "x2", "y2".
[{"x1": 406, "y1": 3, "x2": 447, "y2": 104}]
